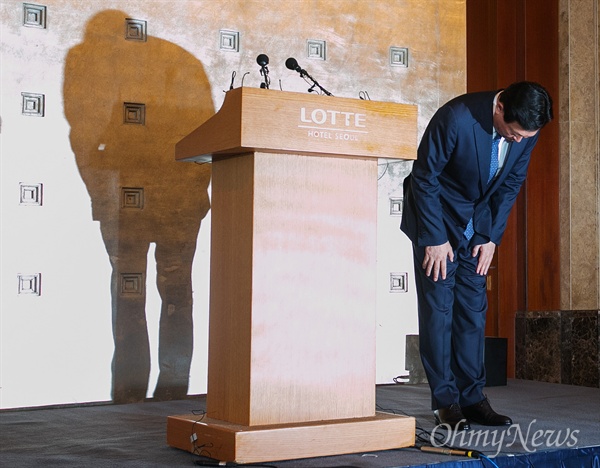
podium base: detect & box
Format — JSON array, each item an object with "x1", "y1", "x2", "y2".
[{"x1": 167, "y1": 412, "x2": 416, "y2": 463}]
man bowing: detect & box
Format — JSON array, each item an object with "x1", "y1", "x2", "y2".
[{"x1": 401, "y1": 81, "x2": 553, "y2": 431}]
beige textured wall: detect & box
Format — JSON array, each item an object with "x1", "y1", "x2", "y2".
[
  {"x1": 559, "y1": 0, "x2": 600, "y2": 310},
  {"x1": 0, "y1": 0, "x2": 465, "y2": 407}
]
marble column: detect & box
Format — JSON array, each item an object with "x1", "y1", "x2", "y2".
[
  {"x1": 558, "y1": 0, "x2": 599, "y2": 310},
  {"x1": 516, "y1": 0, "x2": 600, "y2": 388}
]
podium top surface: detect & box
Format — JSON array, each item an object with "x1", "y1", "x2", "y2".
[{"x1": 176, "y1": 87, "x2": 417, "y2": 162}]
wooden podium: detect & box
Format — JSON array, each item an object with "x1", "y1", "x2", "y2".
[{"x1": 167, "y1": 87, "x2": 418, "y2": 463}]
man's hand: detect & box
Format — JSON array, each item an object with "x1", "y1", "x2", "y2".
[
  {"x1": 471, "y1": 241, "x2": 496, "y2": 275},
  {"x1": 423, "y1": 241, "x2": 454, "y2": 281}
]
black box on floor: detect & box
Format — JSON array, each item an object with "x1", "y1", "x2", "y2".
[
  {"x1": 405, "y1": 335, "x2": 508, "y2": 387},
  {"x1": 484, "y1": 337, "x2": 508, "y2": 386}
]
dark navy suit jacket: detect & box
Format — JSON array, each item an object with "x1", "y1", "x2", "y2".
[{"x1": 401, "y1": 90, "x2": 540, "y2": 249}]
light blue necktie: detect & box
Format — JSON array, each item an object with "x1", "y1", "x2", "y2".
[{"x1": 464, "y1": 134, "x2": 501, "y2": 240}]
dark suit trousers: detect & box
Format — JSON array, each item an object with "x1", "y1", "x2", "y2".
[{"x1": 412, "y1": 238, "x2": 488, "y2": 410}]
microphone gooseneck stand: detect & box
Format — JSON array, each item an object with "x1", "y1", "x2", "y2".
[
  {"x1": 256, "y1": 54, "x2": 270, "y2": 89},
  {"x1": 285, "y1": 57, "x2": 333, "y2": 96}
]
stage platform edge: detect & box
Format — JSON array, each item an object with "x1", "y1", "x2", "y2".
[{"x1": 424, "y1": 445, "x2": 600, "y2": 468}]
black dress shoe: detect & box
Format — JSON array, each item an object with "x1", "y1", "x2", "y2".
[
  {"x1": 434, "y1": 403, "x2": 471, "y2": 431},
  {"x1": 462, "y1": 398, "x2": 512, "y2": 426}
]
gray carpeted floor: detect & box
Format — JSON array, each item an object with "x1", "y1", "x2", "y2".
[{"x1": 1, "y1": 379, "x2": 599, "y2": 467}]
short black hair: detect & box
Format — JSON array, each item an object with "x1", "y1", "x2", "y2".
[{"x1": 499, "y1": 81, "x2": 553, "y2": 131}]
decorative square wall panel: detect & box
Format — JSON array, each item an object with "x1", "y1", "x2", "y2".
[
  {"x1": 23, "y1": 3, "x2": 46, "y2": 29},
  {"x1": 19, "y1": 183, "x2": 43, "y2": 206},
  {"x1": 18, "y1": 273, "x2": 42, "y2": 296},
  {"x1": 219, "y1": 30, "x2": 240, "y2": 52},
  {"x1": 389, "y1": 197, "x2": 403, "y2": 216},
  {"x1": 125, "y1": 18, "x2": 147, "y2": 42},
  {"x1": 120, "y1": 273, "x2": 144, "y2": 295},
  {"x1": 123, "y1": 102, "x2": 145, "y2": 125},
  {"x1": 390, "y1": 47, "x2": 409, "y2": 67},
  {"x1": 307, "y1": 39, "x2": 326, "y2": 60},
  {"x1": 121, "y1": 187, "x2": 144, "y2": 209},
  {"x1": 21, "y1": 92, "x2": 45, "y2": 117},
  {"x1": 390, "y1": 272, "x2": 409, "y2": 293}
]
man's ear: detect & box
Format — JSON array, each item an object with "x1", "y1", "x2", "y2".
[{"x1": 495, "y1": 100, "x2": 504, "y2": 116}]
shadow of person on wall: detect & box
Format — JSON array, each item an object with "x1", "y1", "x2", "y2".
[{"x1": 63, "y1": 10, "x2": 214, "y2": 403}]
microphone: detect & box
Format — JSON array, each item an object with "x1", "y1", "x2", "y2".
[
  {"x1": 256, "y1": 54, "x2": 270, "y2": 89},
  {"x1": 256, "y1": 54, "x2": 269, "y2": 67},
  {"x1": 285, "y1": 57, "x2": 302, "y2": 73}
]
